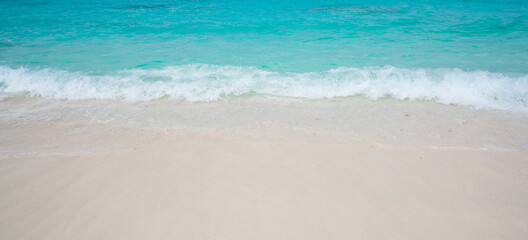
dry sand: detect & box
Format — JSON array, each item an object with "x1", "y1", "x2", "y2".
[{"x1": 1, "y1": 98, "x2": 528, "y2": 239}]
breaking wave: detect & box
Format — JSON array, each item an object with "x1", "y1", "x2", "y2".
[{"x1": 1, "y1": 64, "x2": 527, "y2": 113}]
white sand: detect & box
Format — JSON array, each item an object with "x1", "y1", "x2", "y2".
[{"x1": 1, "y1": 98, "x2": 528, "y2": 239}]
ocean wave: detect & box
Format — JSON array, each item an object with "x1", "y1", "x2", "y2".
[{"x1": 1, "y1": 64, "x2": 527, "y2": 113}]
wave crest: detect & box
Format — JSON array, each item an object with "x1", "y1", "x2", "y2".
[{"x1": 1, "y1": 64, "x2": 527, "y2": 113}]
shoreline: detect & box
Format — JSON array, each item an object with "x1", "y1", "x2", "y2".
[{"x1": 2, "y1": 96, "x2": 528, "y2": 150}]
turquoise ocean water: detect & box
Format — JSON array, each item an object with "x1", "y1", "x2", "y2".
[{"x1": 1, "y1": 0, "x2": 527, "y2": 112}]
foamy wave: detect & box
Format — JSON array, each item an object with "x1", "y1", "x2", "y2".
[{"x1": 1, "y1": 64, "x2": 527, "y2": 113}]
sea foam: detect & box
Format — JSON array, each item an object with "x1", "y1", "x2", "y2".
[{"x1": 1, "y1": 64, "x2": 527, "y2": 114}]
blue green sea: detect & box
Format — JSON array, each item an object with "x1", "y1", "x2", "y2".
[{"x1": 1, "y1": 0, "x2": 527, "y2": 113}]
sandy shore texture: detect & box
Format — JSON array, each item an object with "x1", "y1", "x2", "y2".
[{"x1": 1, "y1": 97, "x2": 528, "y2": 239}]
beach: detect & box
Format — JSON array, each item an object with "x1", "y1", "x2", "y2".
[
  {"x1": 2, "y1": 0, "x2": 528, "y2": 238},
  {"x1": 1, "y1": 98, "x2": 528, "y2": 239}
]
